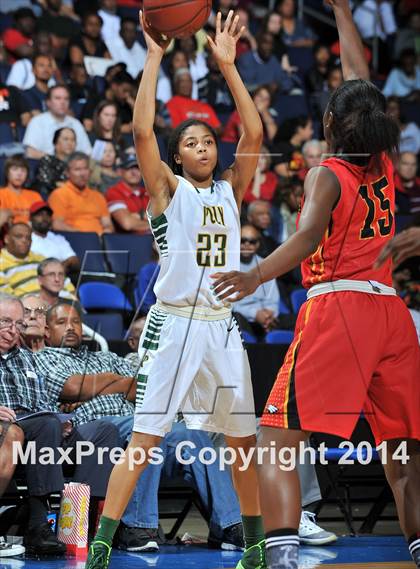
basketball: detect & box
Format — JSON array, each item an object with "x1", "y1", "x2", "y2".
[{"x1": 143, "y1": 0, "x2": 212, "y2": 39}]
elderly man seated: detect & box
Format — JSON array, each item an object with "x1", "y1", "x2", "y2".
[{"x1": 0, "y1": 293, "x2": 119, "y2": 555}]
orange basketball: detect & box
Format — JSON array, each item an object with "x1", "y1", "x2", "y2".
[{"x1": 143, "y1": 0, "x2": 212, "y2": 39}]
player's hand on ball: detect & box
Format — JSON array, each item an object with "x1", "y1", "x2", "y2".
[
  {"x1": 207, "y1": 10, "x2": 245, "y2": 66},
  {"x1": 139, "y1": 10, "x2": 171, "y2": 54},
  {"x1": 210, "y1": 270, "x2": 260, "y2": 302}
]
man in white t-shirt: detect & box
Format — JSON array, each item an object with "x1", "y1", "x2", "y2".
[
  {"x1": 105, "y1": 17, "x2": 146, "y2": 80},
  {"x1": 98, "y1": 0, "x2": 121, "y2": 45},
  {"x1": 29, "y1": 200, "x2": 80, "y2": 274},
  {"x1": 23, "y1": 85, "x2": 92, "y2": 159}
]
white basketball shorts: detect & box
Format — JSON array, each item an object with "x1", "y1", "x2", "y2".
[{"x1": 133, "y1": 302, "x2": 257, "y2": 438}]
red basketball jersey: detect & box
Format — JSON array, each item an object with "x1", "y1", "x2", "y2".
[{"x1": 300, "y1": 154, "x2": 395, "y2": 288}]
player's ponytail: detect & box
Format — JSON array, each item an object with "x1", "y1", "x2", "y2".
[{"x1": 327, "y1": 80, "x2": 400, "y2": 160}]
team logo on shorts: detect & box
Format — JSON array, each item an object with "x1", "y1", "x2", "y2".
[{"x1": 267, "y1": 405, "x2": 279, "y2": 414}]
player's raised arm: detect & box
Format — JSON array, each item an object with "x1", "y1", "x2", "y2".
[
  {"x1": 326, "y1": 0, "x2": 369, "y2": 81},
  {"x1": 133, "y1": 11, "x2": 178, "y2": 216},
  {"x1": 211, "y1": 166, "x2": 340, "y2": 300},
  {"x1": 207, "y1": 11, "x2": 263, "y2": 206}
]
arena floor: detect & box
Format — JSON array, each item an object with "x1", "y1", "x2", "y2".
[{"x1": 0, "y1": 536, "x2": 414, "y2": 568}]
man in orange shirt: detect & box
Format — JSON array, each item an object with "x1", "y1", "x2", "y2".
[
  {"x1": 0, "y1": 155, "x2": 42, "y2": 228},
  {"x1": 166, "y1": 68, "x2": 222, "y2": 134},
  {"x1": 48, "y1": 152, "x2": 113, "y2": 235}
]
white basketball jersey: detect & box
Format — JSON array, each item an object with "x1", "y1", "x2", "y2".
[{"x1": 148, "y1": 176, "x2": 240, "y2": 308}]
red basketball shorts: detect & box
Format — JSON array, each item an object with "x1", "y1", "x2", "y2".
[{"x1": 260, "y1": 292, "x2": 420, "y2": 444}]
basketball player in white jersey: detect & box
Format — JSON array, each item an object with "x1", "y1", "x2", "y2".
[{"x1": 86, "y1": 11, "x2": 265, "y2": 569}]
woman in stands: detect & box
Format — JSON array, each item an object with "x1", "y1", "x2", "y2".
[
  {"x1": 35, "y1": 127, "x2": 76, "y2": 198},
  {"x1": 212, "y1": 1, "x2": 420, "y2": 568},
  {"x1": 86, "y1": 10, "x2": 266, "y2": 569}
]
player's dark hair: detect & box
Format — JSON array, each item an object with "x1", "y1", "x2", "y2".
[
  {"x1": 326, "y1": 79, "x2": 399, "y2": 159},
  {"x1": 167, "y1": 119, "x2": 219, "y2": 176}
]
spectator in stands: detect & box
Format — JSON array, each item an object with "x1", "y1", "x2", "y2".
[
  {"x1": 386, "y1": 96, "x2": 420, "y2": 154},
  {"x1": 197, "y1": 51, "x2": 234, "y2": 118},
  {"x1": 29, "y1": 200, "x2": 80, "y2": 273},
  {"x1": 67, "y1": 63, "x2": 90, "y2": 119},
  {"x1": 394, "y1": 11, "x2": 420, "y2": 59},
  {"x1": 106, "y1": 17, "x2": 146, "y2": 80},
  {"x1": 34, "y1": 127, "x2": 76, "y2": 198},
  {"x1": 277, "y1": 177, "x2": 303, "y2": 243},
  {"x1": 23, "y1": 85, "x2": 92, "y2": 159},
  {"x1": 0, "y1": 223, "x2": 75, "y2": 297},
  {"x1": 271, "y1": 115, "x2": 313, "y2": 178},
  {"x1": 2, "y1": 8, "x2": 36, "y2": 63},
  {"x1": 135, "y1": 242, "x2": 160, "y2": 314},
  {"x1": 36, "y1": 301, "x2": 244, "y2": 552},
  {"x1": 106, "y1": 153, "x2": 150, "y2": 234},
  {"x1": 0, "y1": 293, "x2": 119, "y2": 555},
  {"x1": 243, "y1": 145, "x2": 278, "y2": 205},
  {"x1": 125, "y1": 317, "x2": 146, "y2": 367},
  {"x1": 0, "y1": 155, "x2": 42, "y2": 226},
  {"x1": 157, "y1": 49, "x2": 189, "y2": 104},
  {"x1": 395, "y1": 152, "x2": 420, "y2": 215},
  {"x1": 353, "y1": 0, "x2": 396, "y2": 75},
  {"x1": 233, "y1": 223, "x2": 280, "y2": 339},
  {"x1": 304, "y1": 43, "x2": 332, "y2": 94},
  {"x1": 37, "y1": 257, "x2": 76, "y2": 305},
  {"x1": 312, "y1": 64, "x2": 343, "y2": 120},
  {"x1": 69, "y1": 11, "x2": 111, "y2": 67},
  {"x1": 0, "y1": 83, "x2": 31, "y2": 150},
  {"x1": 98, "y1": 0, "x2": 121, "y2": 45},
  {"x1": 259, "y1": 11, "x2": 297, "y2": 75},
  {"x1": 166, "y1": 68, "x2": 222, "y2": 133},
  {"x1": 237, "y1": 31, "x2": 295, "y2": 93},
  {"x1": 247, "y1": 200, "x2": 278, "y2": 257},
  {"x1": 37, "y1": 0, "x2": 80, "y2": 61},
  {"x1": 21, "y1": 293, "x2": 47, "y2": 352},
  {"x1": 276, "y1": 0, "x2": 317, "y2": 47},
  {"x1": 89, "y1": 101, "x2": 123, "y2": 150},
  {"x1": 89, "y1": 140, "x2": 121, "y2": 194},
  {"x1": 48, "y1": 151, "x2": 113, "y2": 234},
  {"x1": 174, "y1": 35, "x2": 209, "y2": 92},
  {"x1": 0, "y1": 413, "x2": 25, "y2": 557},
  {"x1": 383, "y1": 48, "x2": 420, "y2": 101},
  {"x1": 6, "y1": 31, "x2": 59, "y2": 90},
  {"x1": 23, "y1": 54, "x2": 55, "y2": 115},
  {"x1": 82, "y1": 71, "x2": 135, "y2": 134},
  {"x1": 298, "y1": 138, "x2": 323, "y2": 181},
  {"x1": 222, "y1": 84, "x2": 278, "y2": 144}
]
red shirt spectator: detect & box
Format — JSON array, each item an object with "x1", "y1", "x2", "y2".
[
  {"x1": 166, "y1": 68, "x2": 221, "y2": 131},
  {"x1": 105, "y1": 153, "x2": 150, "y2": 234},
  {"x1": 243, "y1": 148, "x2": 278, "y2": 204}
]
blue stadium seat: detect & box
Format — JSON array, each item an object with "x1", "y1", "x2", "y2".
[
  {"x1": 241, "y1": 330, "x2": 257, "y2": 344},
  {"x1": 273, "y1": 95, "x2": 310, "y2": 125},
  {"x1": 84, "y1": 313, "x2": 124, "y2": 340},
  {"x1": 290, "y1": 288, "x2": 307, "y2": 313},
  {"x1": 0, "y1": 62, "x2": 11, "y2": 83},
  {"x1": 218, "y1": 141, "x2": 236, "y2": 170},
  {"x1": 56, "y1": 232, "x2": 109, "y2": 274},
  {"x1": 287, "y1": 47, "x2": 315, "y2": 76},
  {"x1": 400, "y1": 100, "x2": 420, "y2": 125},
  {"x1": 79, "y1": 282, "x2": 133, "y2": 311},
  {"x1": 265, "y1": 330, "x2": 294, "y2": 344},
  {"x1": 395, "y1": 214, "x2": 414, "y2": 233},
  {"x1": 103, "y1": 233, "x2": 154, "y2": 275},
  {"x1": 278, "y1": 297, "x2": 291, "y2": 315}
]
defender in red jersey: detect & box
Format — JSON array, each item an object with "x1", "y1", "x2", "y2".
[{"x1": 212, "y1": 1, "x2": 419, "y2": 568}]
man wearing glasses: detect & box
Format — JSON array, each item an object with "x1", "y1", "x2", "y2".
[{"x1": 0, "y1": 292, "x2": 120, "y2": 555}]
